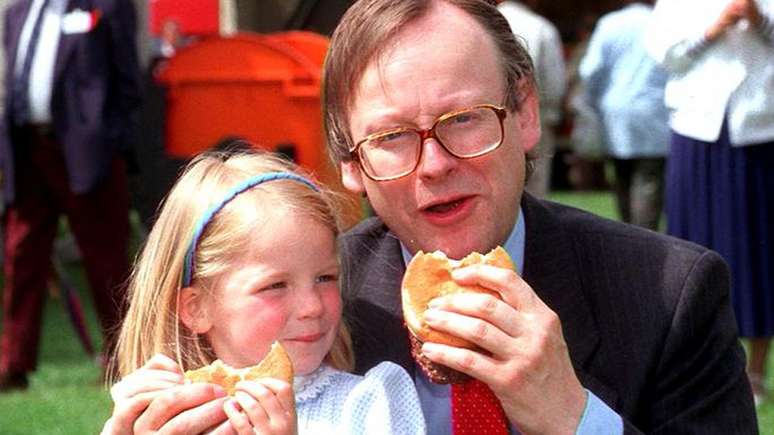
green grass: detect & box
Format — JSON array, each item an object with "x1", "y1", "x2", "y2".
[
  {"x1": 0, "y1": 191, "x2": 770, "y2": 433},
  {"x1": 0, "y1": 278, "x2": 112, "y2": 434}
]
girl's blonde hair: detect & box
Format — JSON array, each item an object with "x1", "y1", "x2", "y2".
[{"x1": 110, "y1": 149, "x2": 354, "y2": 381}]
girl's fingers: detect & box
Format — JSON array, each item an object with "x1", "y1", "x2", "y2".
[
  {"x1": 204, "y1": 418, "x2": 239, "y2": 435},
  {"x1": 105, "y1": 392, "x2": 157, "y2": 435},
  {"x1": 111, "y1": 374, "x2": 184, "y2": 403},
  {"x1": 110, "y1": 354, "x2": 184, "y2": 402},
  {"x1": 223, "y1": 399, "x2": 254, "y2": 435},
  {"x1": 234, "y1": 382, "x2": 296, "y2": 434},
  {"x1": 142, "y1": 354, "x2": 183, "y2": 374},
  {"x1": 234, "y1": 390, "x2": 271, "y2": 432},
  {"x1": 246, "y1": 379, "x2": 296, "y2": 417},
  {"x1": 134, "y1": 383, "x2": 227, "y2": 433}
]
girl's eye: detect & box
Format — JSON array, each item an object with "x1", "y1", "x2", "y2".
[
  {"x1": 315, "y1": 274, "x2": 339, "y2": 284},
  {"x1": 260, "y1": 281, "x2": 287, "y2": 292}
]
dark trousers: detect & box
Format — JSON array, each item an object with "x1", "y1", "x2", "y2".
[
  {"x1": 0, "y1": 129, "x2": 130, "y2": 373},
  {"x1": 612, "y1": 157, "x2": 665, "y2": 231}
]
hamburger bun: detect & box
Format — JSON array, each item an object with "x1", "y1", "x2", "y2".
[
  {"x1": 184, "y1": 341, "x2": 294, "y2": 396},
  {"x1": 401, "y1": 246, "x2": 514, "y2": 383}
]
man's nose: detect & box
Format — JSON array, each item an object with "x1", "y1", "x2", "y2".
[{"x1": 416, "y1": 137, "x2": 458, "y2": 180}]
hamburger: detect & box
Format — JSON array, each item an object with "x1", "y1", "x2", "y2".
[
  {"x1": 401, "y1": 246, "x2": 514, "y2": 384},
  {"x1": 184, "y1": 341, "x2": 294, "y2": 396}
]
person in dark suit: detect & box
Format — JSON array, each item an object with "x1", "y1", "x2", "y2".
[
  {"x1": 102, "y1": 0, "x2": 756, "y2": 433},
  {"x1": 0, "y1": 0, "x2": 141, "y2": 391}
]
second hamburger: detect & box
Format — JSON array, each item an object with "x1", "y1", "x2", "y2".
[{"x1": 401, "y1": 246, "x2": 514, "y2": 384}]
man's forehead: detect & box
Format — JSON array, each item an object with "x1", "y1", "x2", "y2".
[{"x1": 348, "y1": 3, "x2": 502, "y2": 115}]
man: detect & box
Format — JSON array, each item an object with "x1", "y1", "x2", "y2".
[
  {"x1": 0, "y1": 0, "x2": 141, "y2": 390},
  {"x1": 104, "y1": 0, "x2": 756, "y2": 433},
  {"x1": 578, "y1": 0, "x2": 669, "y2": 231},
  {"x1": 496, "y1": 0, "x2": 565, "y2": 198}
]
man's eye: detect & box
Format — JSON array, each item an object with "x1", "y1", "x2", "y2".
[
  {"x1": 450, "y1": 113, "x2": 474, "y2": 124},
  {"x1": 375, "y1": 131, "x2": 409, "y2": 144}
]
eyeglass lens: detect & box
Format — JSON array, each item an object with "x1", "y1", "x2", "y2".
[{"x1": 359, "y1": 106, "x2": 502, "y2": 179}]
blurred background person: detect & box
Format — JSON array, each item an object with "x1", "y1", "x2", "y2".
[
  {"x1": 579, "y1": 0, "x2": 668, "y2": 231},
  {"x1": 647, "y1": 0, "x2": 774, "y2": 403},
  {"x1": 497, "y1": 0, "x2": 565, "y2": 198},
  {"x1": 0, "y1": 0, "x2": 141, "y2": 390}
]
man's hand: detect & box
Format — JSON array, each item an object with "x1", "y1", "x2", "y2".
[
  {"x1": 101, "y1": 354, "x2": 233, "y2": 435},
  {"x1": 419, "y1": 264, "x2": 586, "y2": 435}
]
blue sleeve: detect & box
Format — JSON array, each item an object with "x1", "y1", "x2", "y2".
[
  {"x1": 575, "y1": 389, "x2": 623, "y2": 435},
  {"x1": 340, "y1": 362, "x2": 427, "y2": 435},
  {"x1": 577, "y1": 19, "x2": 609, "y2": 113}
]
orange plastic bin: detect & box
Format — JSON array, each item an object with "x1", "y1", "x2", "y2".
[
  {"x1": 156, "y1": 31, "x2": 362, "y2": 225},
  {"x1": 157, "y1": 31, "x2": 326, "y2": 166}
]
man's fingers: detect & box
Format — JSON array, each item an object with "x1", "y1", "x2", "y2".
[
  {"x1": 428, "y1": 292, "x2": 525, "y2": 338},
  {"x1": 134, "y1": 384, "x2": 227, "y2": 433},
  {"x1": 423, "y1": 306, "x2": 518, "y2": 355},
  {"x1": 421, "y1": 341, "x2": 501, "y2": 383},
  {"x1": 451, "y1": 264, "x2": 539, "y2": 311}
]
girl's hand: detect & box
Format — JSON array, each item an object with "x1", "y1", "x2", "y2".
[
  {"x1": 224, "y1": 378, "x2": 297, "y2": 435},
  {"x1": 104, "y1": 354, "x2": 231, "y2": 435},
  {"x1": 109, "y1": 354, "x2": 185, "y2": 405}
]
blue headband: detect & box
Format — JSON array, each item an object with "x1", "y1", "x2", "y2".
[{"x1": 181, "y1": 172, "x2": 319, "y2": 287}]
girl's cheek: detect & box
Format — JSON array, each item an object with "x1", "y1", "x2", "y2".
[{"x1": 246, "y1": 296, "x2": 291, "y2": 336}]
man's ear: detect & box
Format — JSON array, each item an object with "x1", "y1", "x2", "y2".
[
  {"x1": 517, "y1": 84, "x2": 542, "y2": 153},
  {"x1": 341, "y1": 161, "x2": 366, "y2": 194},
  {"x1": 179, "y1": 287, "x2": 212, "y2": 334}
]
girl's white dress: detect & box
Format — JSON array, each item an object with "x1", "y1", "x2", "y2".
[{"x1": 294, "y1": 361, "x2": 426, "y2": 434}]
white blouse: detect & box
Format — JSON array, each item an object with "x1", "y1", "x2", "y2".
[
  {"x1": 294, "y1": 362, "x2": 426, "y2": 434},
  {"x1": 646, "y1": 0, "x2": 774, "y2": 146}
]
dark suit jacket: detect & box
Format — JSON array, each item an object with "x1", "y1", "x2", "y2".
[
  {"x1": 340, "y1": 194, "x2": 757, "y2": 434},
  {"x1": 0, "y1": 0, "x2": 141, "y2": 203}
]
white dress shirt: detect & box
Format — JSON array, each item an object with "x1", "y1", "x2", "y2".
[{"x1": 15, "y1": 0, "x2": 65, "y2": 124}]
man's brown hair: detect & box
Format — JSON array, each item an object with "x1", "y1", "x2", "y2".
[{"x1": 322, "y1": 0, "x2": 537, "y2": 167}]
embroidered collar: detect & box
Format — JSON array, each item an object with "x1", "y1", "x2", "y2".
[{"x1": 293, "y1": 364, "x2": 339, "y2": 403}]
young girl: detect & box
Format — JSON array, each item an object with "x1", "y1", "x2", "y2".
[{"x1": 107, "y1": 150, "x2": 426, "y2": 434}]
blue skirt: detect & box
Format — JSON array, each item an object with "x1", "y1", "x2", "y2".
[{"x1": 666, "y1": 126, "x2": 774, "y2": 337}]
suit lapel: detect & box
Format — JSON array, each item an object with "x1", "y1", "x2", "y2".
[
  {"x1": 521, "y1": 195, "x2": 619, "y2": 406},
  {"x1": 346, "y1": 227, "x2": 415, "y2": 375},
  {"x1": 5, "y1": 0, "x2": 33, "y2": 77},
  {"x1": 521, "y1": 194, "x2": 601, "y2": 372},
  {"x1": 53, "y1": 0, "x2": 83, "y2": 84}
]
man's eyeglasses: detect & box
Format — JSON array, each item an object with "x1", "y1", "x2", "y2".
[{"x1": 350, "y1": 104, "x2": 508, "y2": 181}]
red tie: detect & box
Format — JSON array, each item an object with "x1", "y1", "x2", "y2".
[{"x1": 451, "y1": 379, "x2": 510, "y2": 435}]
